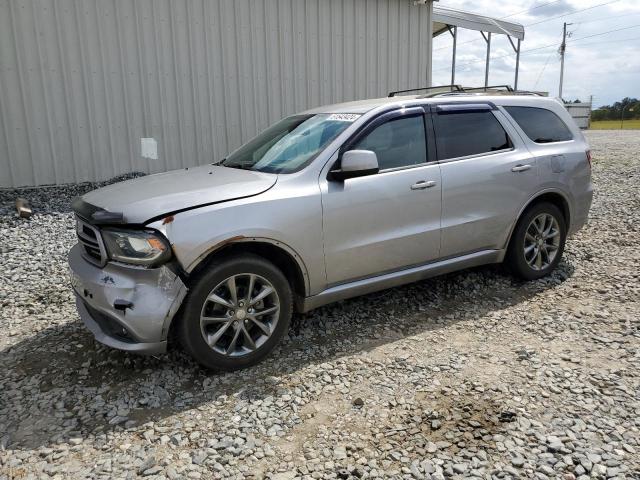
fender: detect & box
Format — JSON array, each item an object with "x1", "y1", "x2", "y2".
[
  {"x1": 503, "y1": 187, "x2": 572, "y2": 250},
  {"x1": 185, "y1": 235, "x2": 311, "y2": 296}
]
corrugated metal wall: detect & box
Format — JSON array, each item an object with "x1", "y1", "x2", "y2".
[
  {"x1": 0, "y1": 0, "x2": 433, "y2": 188},
  {"x1": 565, "y1": 102, "x2": 592, "y2": 130}
]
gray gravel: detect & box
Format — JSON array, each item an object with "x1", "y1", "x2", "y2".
[{"x1": 1, "y1": 131, "x2": 639, "y2": 479}]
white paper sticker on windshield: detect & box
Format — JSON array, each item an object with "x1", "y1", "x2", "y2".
[{"x1": 327, "y1": 113, "x2": 361, "y2": 122}]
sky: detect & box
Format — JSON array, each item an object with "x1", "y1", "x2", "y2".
[{"x1": 431, "y1": 0, "x2": 640, "y2": 107}]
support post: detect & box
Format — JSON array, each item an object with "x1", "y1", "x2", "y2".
[
  {"x1": 425, "y1": 0, "x2": 434, "y2": 87},
  {"x1": 449, "y1": 26, "x2": 458, "y2": 86},
  {"x1": 482, "y1": 32, "x2": 492, "y2": 89},
  {"x1": 514, "y1": 39, "x2": 521, "y2": 90}
]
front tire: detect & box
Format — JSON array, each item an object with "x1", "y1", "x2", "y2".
[
  {"x1": 178, "y1": 254, "x2": 292, "y2": 371},
  {"x1": 507, "y1": 202, "x2": 567, "y2": 280}
]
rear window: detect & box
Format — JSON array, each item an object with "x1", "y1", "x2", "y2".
[
  {"x1": 504, "y1": 106, "x2": 573, "y2": 143},
  {"x1": 434, "y1": 111, "x2": 513, "y2": 160}
]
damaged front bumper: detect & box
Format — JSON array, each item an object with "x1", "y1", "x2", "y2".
[{"x1": 68, "y1": 244, "x2": 187, "y2": 355}]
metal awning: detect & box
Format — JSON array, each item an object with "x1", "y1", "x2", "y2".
[
  {"x1": 430, "y1": 6, "x2": 525, "y2": 90},
  {"x1": 433, "y1": 6, "x2": 525, "y2": 40}
]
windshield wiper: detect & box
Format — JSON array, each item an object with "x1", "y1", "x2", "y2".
[{"x1": 223, "y1": 163, "x2": 253, "y2": 171}]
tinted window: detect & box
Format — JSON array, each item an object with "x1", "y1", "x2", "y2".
[
  {"x1": 434, "y1": 111, "x2": 512, "y2": 160},
  {"x1": 504, "y1": 106, "x2": 573, "y2": 143},
  {"x1": 352, "y1": 115, "x2": 427, "y2": 170}
]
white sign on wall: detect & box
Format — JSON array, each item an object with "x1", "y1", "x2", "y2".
[{"x1": 141, "y1": 138, "x2": 158, "y2": 160}]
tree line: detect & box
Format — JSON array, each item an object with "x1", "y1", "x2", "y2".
[{"x1": 591, "y1": 97, "x2": 640, "y2": 121}]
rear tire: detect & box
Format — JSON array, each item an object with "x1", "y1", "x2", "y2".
[
  {"x1": 178, "y1": 254, "x2": 292, "y2": 371},
  {"x1": 506, "y1": 202, "x2": 566, "y2": 281}
]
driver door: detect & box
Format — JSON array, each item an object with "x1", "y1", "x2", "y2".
[{"x1": 320, "y1": 107, "x2": 442, "y2": 285}]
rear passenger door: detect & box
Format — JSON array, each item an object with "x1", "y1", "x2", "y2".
[{"x1": 434, "y1": 103, "x2": 538, "y2": 257}]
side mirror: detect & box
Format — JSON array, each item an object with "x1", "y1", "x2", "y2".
[{"x1": 330, "y1": 150, "x2": 379, "y2": 181}]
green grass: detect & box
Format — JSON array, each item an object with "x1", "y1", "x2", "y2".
[{"x1": 590, "y1": 119, "x2": 640, "y2": 130}]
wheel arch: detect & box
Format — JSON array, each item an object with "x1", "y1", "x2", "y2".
[
  {"x1": 505, "y1": 189, "x2": 571, "y2": 250},
  {"x1": 186, "y1": 238, "x2": 310, "y2": 303}
]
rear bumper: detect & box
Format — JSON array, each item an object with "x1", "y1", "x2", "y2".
[
  {"x1": 68, "y1": 244, "x2": 187, "y2": 355},
  {"x1": 569, "y1": 185, "x2": 593, "y2": 235}
]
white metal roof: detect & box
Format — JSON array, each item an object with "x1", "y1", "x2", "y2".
[{"x1": 433, "y1": 6, "x2": 525, "y2": 40}]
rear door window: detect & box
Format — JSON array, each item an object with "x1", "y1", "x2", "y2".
[
  {"x1": 504, "y1": 106, "x2": 573, "y2": 143},
  {"x1": 434, "y1": 110, "x2": 513, "y2": 160}
]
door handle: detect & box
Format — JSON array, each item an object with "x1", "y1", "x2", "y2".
[
  {"x1": 411, "y1": 180, "x2": 437, "y2": 190},
  {"x1": 511, "y1": 164, "x2": 532, "y2": 173}
]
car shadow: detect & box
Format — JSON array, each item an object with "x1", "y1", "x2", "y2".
[{"x1": 0, "y1": 261, "x2": 575, "y2": 451}]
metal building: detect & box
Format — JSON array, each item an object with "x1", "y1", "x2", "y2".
[
  {"x1": 0, "y1": 0, "x2": 524, "y2": 188},
  {"x1": 1, "y1": 0, "x2": 436, "y2": 188},
  {"x1": 565, "y1": 102, "x2": 593, "y2": 129}
]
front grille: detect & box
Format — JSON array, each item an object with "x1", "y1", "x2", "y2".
[{"x1": 76, "y1": 216, "x2": 107, "y2": 266}]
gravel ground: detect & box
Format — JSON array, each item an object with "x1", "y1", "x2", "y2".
[{"x1": 1, "y1": 131, "x2": 638, "y2": 480}]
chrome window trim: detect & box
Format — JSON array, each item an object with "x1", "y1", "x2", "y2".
[
  {"x1": 377, "y1": 160, "x2": 440, "y2": 174},
  {"x1": 436, "y1": 147, "x2": 516, "y2": 165}
]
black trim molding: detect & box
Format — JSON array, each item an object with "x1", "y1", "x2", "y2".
[{"x1": 71, "y1": 197, "x2": 125, "y2": 225}]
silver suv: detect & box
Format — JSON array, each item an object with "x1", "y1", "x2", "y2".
[{"x1": 69, "y1": 95, "x2": 593, "y2": 370}]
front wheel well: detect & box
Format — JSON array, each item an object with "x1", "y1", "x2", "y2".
[{"x1": 187, "y1": 241, "x2": 307, "y2": 301}]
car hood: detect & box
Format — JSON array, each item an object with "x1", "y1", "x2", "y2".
[{"x1": 79, "y1": 165, "x2": 277, "y2": 224}]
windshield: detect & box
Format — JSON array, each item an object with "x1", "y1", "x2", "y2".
[{"x1": 221, "y1": 113, "x2": 360, "y2": 173}]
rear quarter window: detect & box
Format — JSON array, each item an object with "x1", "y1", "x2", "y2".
[{"x1": 504, "y1": 106, "x2": 573, "y2": 143}]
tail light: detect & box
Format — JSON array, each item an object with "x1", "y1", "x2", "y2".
[{"x1": 586, "y1": 150, "x2": 592, "y2": 169}]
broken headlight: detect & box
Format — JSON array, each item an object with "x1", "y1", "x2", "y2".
[{"x1": 102, "y1": 228, "x2": 171, "y2": 266}]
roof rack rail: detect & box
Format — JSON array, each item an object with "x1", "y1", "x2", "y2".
[
  {"x1": 427, "y1": 85, "x2": 546, "y2": 98},
  {"x1": 387, "y1": 84, "x2": 547, "y2": 98},
  {"x1": 388, "y1": 85, "x2": 463, "y2": 97},
  {"x1": 462, "y1": 85, "x2": 514, "y2": 92}
]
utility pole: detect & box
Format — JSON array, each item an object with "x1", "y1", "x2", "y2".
[
  {"x1": 621, "y1": 104, "x2": 635, "y2": 129},
  {"x1": 559, "y1": 22, "x2": 571, "y2": 100}
]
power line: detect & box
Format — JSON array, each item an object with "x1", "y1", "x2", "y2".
[
  {"x1": 433, "y1": 43, "x2": 558, "y2": 72},
  {"x1": 500, "y1": 0, "x2": 565, "y2": 20},
  {"x1": 434, "y1": 0, "x2": 625, "y2": 52},
  {"x1": 573, "y1": 12, "x2": 640, "y2": 25},
  {"x1": 433, "y1": 24, "x2": 640, "y2": 72},
  {"x1": 501, "y1": 35, "x2": 640, "y2": 52},
  {"x1": 525, "y1": 0, "x2": 621, "y2": 26},
  {"x1": 568, "y1": 35, "x2": 640, "y2": 46},
  {"x1": 570, "y1": 23, "x2": 640, "y2": 41},
  {"x1": 533, "y1": 50, "x2": 557, "y2": 89}
]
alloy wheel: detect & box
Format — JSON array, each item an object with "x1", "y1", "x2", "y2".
[
  {"x1": 199, "y1": 273, "x2": 280, "y2": 357},
  {"x1": 523, "y1": 213, "x2": 561, "y2": 271}
]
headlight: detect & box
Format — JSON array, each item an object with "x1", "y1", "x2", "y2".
[{"x1": 102, "y1": 228, "x2": 171, "y2": 266}]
